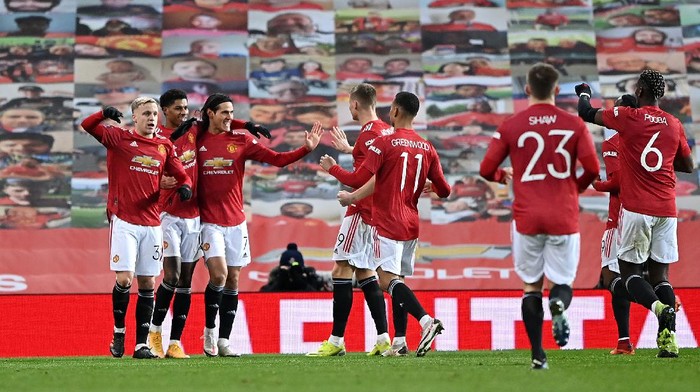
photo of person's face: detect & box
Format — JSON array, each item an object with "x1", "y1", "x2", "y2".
[
  {"x1": 280, "y1": 202, "x2": 312, "y2": 218},
  {"x1": 0, "y1": 108, "x2": 44, "y2": 130},
  {"x1": 74, "y1": 44, "x2": 110, "y2": 57},
  {"x1": 93, "y1": 86, "x2": 140, "y2": 106},
  {"x1": 191, "y1": 14, "x2": 222, "y2": 29},
  {"x1": 267, "y1": 81, "x2": 308, "y2": 102},
  {"x1": 0, "y1": 138, "x2": 51, "y2": 155},
  {"x1": 634, "y1": 29, "x2": 665, "y2": 45},
  {"x1": 5, "y1": 0, "x2": 58, "y2": 12},
  {"x1": 607, "y1": 55, "x2": 646, "y2": 72},
  {"x1": 3, "y1": 184, "x2": 31, "y2": 203},
  {"x1": 250, "y1": 104, "x2": 287, "y2": 125},
  {"x1": 172, "y1": 60, "x2": 217, "y2": 80},
  {"x1": 267, "y1": 12, "x2": 315, "y2": 35}
]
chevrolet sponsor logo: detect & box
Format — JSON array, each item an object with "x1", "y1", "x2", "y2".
[
  {"x1": 255, "y1": 243, "x2": 511, "y2": 262},
  {"x1": 203, "y1": 157, "x2": 233, "y2": 168},
  {"x1": 180, "y1": 149, "x2": 195, "y2": 162},
  {"x1": 131, "y1": 155, "x2": 161, "y2": 167}
]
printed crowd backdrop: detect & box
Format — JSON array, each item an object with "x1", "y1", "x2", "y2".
[{"x1": 2, "y1": 0, "x2": 700, "y2": 292}]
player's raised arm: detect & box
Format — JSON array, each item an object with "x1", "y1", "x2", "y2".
[
  {"x1": 80, "y1": 106, "x2": 124, "y2": 146},
  {"x1": 247, "y1": 121, "x2": 323, "y2": 167},
  {"x1": 575, "y1": 83, "x2": 604, "y2": 126}
]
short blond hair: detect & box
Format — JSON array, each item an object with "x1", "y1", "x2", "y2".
[{"x1": 130, "y1": 96, "x2": 158, "y2": 113}]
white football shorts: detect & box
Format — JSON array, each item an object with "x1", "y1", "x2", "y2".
[
  {"x1": 373, "y1": 234, "x2": 417, "y2": 276},
  {"x1": 617, "y1": 208, "x2": 678, "y2": 264},
  {"x1": 332, "y1": 213, "x2": 377, "y2": 270},
  {"x1": 109, "y1": 215, "x2": 163, "y2": 276},
  {"x1": 200, "y1": 222, "x2": 251, "y2": 268},
  {"x1": 161, "y1": 212, "x2": 202, "y2": 263},
  {"x1": 512, "y1": 221, "x2": 580, "y2": 286}
]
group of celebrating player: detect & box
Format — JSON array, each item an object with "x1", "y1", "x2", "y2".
[
  {"x1": 83, "y1": 62, "x2": 693, "y2": 367},
  {"x1": 83, "y1": 83, "x2": 450, "y2": 359}
]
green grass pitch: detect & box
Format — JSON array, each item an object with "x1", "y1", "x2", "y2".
[{"x1": 1, "y1": 350, "x2": 698, "y2": 392}]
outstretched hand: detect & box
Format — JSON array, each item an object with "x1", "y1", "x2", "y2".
[
  {"x1": 304, "y1": 121, "x2": 324, "y2": 151},
  {"x1": 102, "y1": 107, "x2": 123, "y2": 123},
  {"x1": 330, "y1": 126, "x2": 352, "y2": 154}
]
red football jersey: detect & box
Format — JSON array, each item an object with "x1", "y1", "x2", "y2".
[
  {"x1": 197, "y1": 129, "x2": 310, "y2": 226},
  {"x1": 361, "y1": 128, "x2": 450, "y2": 241},
  {"x1": 602, "y1": 105, "x2": 692, "y2": 217},
  {"x1": 345, "y1": 119, "x2": 392, "y2": 225},
  {"x1": 157, "y1": 125, "x2": 199, "y2": 219},
  {"x1": 484, "y1": 104, "x2": 597, "y2": 235},
  {"x1": 600, "y1": 134, "x2": 621, "y2": 229},
  {"x1": 81, "y1": 112, "x2": 192, "y2": 227}
]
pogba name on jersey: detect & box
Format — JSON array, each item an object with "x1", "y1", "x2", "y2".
[
  {"x1": 390, "y1": 138, "x2": 430, "y2": 151},
  {"x1": 644, "y1": 113, "x2": 668, "y2": 125}
]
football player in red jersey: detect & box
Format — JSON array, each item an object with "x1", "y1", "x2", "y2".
[
  {"x1": 147, "y1": 89, "x2": 200, "y2": 359},
  {"x1": 307, "y1": 83, "x2": 393, "y2": 357},
  {"x1": 81, "y1": 97, "x2": 193, "y2": 359},
  {"x1": 177, "y1": 93, "x2": 321, "y2": 356},
  {"x1": 594, "y1": 94, "x2": 638, "y2": 355},
  {"x1": 480, "y1": 63, "x2": 600, "y2": 369},
  {"x1": 577, "y1": 69, "x2": 694, "y2": 358},
  {"x1": 323, "y1": 92, "x2": 452, "y2": 357}
]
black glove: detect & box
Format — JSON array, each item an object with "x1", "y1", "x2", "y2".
[
  {"x1": 244, "y1": 121, "x2": 271, "y2": 139},
  {"x1": 575, "y1": 83, "x2": 592, "y2": 98},
  {"x1": 617, "y1": 94, "x2": 638, "y2": 109},
  {"x1": 176, "y1": 184, "x2": 192, "y2": 202},
  {"x1": 102, "y1": 107, "x2": 123, "y2": 123},
  {"x1": 170, "y1": 117, "x2": 197, "y2": 142}
]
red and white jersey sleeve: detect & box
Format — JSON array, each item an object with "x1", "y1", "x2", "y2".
[
  {"x1": 361, "y1": 129, "x2": 449, "y2": 241},
  {"x1": 602, "y1": 105, "x2": 692, "y2": 217},
  {"x1": 157, "y1": 125, "x2": 199, "y2": 218},
  {"x1": 493, "y1": 103, "x2": 596, "y2": 235},
  {"x1": 345, "y1": 119, "x2": 392, "y2": 224}
]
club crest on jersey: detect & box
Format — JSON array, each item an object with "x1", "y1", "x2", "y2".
[
  {"x1": 227, "y1": 143, "x2": 237, "y2": 153},
  {"x1": 188, "y1": 133, "x2": 195, "y2": 143},
  {"x1": 112, "y1": 255, "x2": 119, "y2": 263},
  {"x1": 131, "y1": 155, "x2": 161, "y2": 167},
  {"x1": 158, "y1": 144, "x2": 167, "y2": 156},
  {"x1": 203, "y1": 157, "x2": 233, "y2": 168},
  {"x1": 163, "y1": 241, "x2": 169, "y2": 250},
  {"x1": 179, "y1": 149, "x2": 195, "y2": 163},
  {"x1": 202, "y1": 243, "x2": 210, "y2": 251}
]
